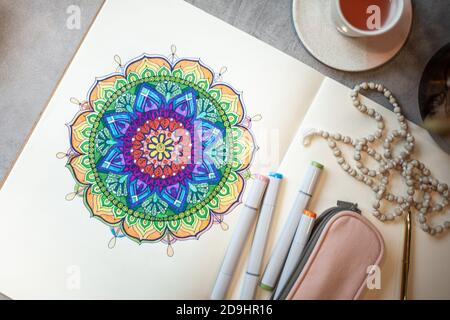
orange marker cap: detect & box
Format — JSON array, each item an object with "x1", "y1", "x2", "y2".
[{"x1": 303, "y1": 209, "x2": 317, "y2": 219}]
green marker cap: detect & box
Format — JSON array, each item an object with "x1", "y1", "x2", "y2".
[
  {"x1": 310, "y1": 161, "x2": 324, "y2": 170},
  {"x1": 259, "y1": 283, "x2": 274, "y2": 291}
]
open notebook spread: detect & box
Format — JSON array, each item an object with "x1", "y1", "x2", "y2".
[{"x1": 0, "y1": 0, "x2": 449, "y2": 299}]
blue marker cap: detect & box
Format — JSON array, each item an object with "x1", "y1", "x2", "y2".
[{"x1": 269, "y1": 172, "x2": 283, "y2": 179}]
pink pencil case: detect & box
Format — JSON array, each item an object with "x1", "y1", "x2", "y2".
[{"x1": 278, "y1": 201, "x2": 384, "y2": 300}]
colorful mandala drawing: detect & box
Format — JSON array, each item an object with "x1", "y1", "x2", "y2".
[{"x1": 64, "y1": 53, "x2": 256, "y2": 252}]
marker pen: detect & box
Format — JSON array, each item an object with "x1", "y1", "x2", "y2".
[
  {"x1": 274, "y1": 209, "x2": 316, "y2": 299},
  {"x1": 260, "y1": 161, "x2": 323, "y2": 292},
  {"x1": 210, "y1": 174, "x2": 269, "y2": 300},
  {"x1": 240, "y1": 172, "x2": 283, "y2": 300}
]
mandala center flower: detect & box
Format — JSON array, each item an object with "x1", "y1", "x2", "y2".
[
  {"x1": 128, "y1": 115, "x2": 193, "y2": 181},
  {"x1": 146, "y1": 132, "x2": 174, "y2": 161},
  {"x1": 155, "y1": 142, "x2": 166, "y2": 153}
]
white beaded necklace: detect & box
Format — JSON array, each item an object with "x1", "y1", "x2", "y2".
[{"x1": 302, "y1": 82, "x2": 449, "y2": 235}]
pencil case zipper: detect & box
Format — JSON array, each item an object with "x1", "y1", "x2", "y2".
[{"x1": 276, "y1": 201, "x2": 361, "y2": 300}]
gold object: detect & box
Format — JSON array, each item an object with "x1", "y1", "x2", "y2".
[
  {"x1": 400, "y1": 210, "x2": 412, "y2": 300},
  {"x1": 423, "y1": 117, "x2": 450, "y2": 136}
]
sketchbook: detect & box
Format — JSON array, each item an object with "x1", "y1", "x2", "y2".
[{"x1": 0, "y1": 0, "x2": 449, "y2": 300}]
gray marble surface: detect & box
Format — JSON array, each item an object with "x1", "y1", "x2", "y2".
[
  {"x1": 0, "y1": 0, "x2": 104, "y2": 182},
  {"x1": 0, "y1": 0, "x2": 449, "y2": 184}
]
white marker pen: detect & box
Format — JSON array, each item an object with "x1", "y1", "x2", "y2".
[
  {"x1": 274, "y1": 209, "x2": 316, "y2": 299},
  {"x1": 260, "y1": 161, "x2": 323, "y2": 292},
  {"x1": 210, "y1": 174, "x2": 269, "y2": 300},
  {"x1": 240, "y1": 172, "x2": 283, "y2": 300}
]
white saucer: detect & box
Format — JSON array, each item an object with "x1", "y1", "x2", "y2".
[{"x1": 292, "y1": 0, "x2": 413, "y2": 72}]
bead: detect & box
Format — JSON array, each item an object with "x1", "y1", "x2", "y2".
[
  {"x1": 375, "y1": 130, "x2": 382, "y2": 138},
  {"x1": 418, "y1": 214, "x2": 426, "y2": 224},
  {"x1": 420, "y1": 224, "x2": 430, "y2": 232}
]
